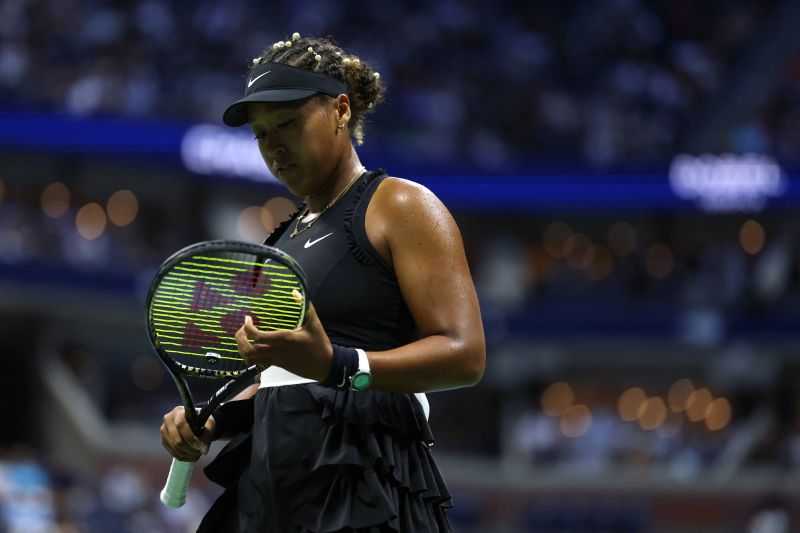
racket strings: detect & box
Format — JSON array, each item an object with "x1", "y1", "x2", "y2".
[{"x1": 149, "y1": 249, "x2": 306, "y2": 375}]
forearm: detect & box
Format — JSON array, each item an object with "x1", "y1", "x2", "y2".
[
  {"x1": 230, "y1": 383, "x2": 259, "y2": 402},
  {"x1": 367, "y1": 334, "x2": 485, "y2": 393}
]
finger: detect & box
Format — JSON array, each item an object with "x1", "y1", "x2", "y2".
[
  {"x1": 243, "y1": 315, "x2": 292, "y2": 342},
  {"x1": 202, "y1": 415, "x2": 217, "y2": 443},
  {"x1": 170, "y1": 407, "x2": 205, "y2": 453},
  {"x1": 242, "y1": 315, "x2": 267, "y2": 341},
  {"x1": 235, "y1": 325, "x2": 254, "y2": 354},
  {"x1": 161, "y1": 428, "x2": 200, "y2": 462},
  {"x1": 163, "y1": 419, "x2": 201, "y2": 461},
  {"x1": 161, "y1": 407, "x2": 203, "y2": 460},
  {"x1": 234, "y1": 331, "x2": 260, "y2": 365},
  {"x1": 248, "y1": 327, "x2": 290, "y2": 345},
  {"x1": 304, "y1": 302, "x2": 320, "y2": 327},
  {"x1": 251, "y1": 343, "x2": 272, "y2": 350},
  {"x1": 176, "y1": 414, "x2": 207, "y2": 454}
]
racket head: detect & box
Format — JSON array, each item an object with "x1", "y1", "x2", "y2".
[{"x1": 146, "y1": 240, "x2": 309, "y2": 379}]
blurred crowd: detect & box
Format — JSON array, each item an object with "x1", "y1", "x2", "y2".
[
  {"x1": 1, "y1": 0, "x2": 797, "y2": 169},
  {"x1": 2, "y1": 1, "x2": 800, "y2": 531},
  {"x1": 0, "y1": 448, "x2": 214, "y2": 533},
  {"x1": 3, "y1": 170, "x2": 800, "y2": 338},
  {"x1": 471, "y1": 213, "x2": 800, "y2": 343},
  {"x1": 736, "y1": 50, "x2": 800, "y2": 165},
  {"x1": 507, "y1": 367, "x2": 800, "y2": 475}
]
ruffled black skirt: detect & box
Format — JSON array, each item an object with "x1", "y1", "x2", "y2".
[{"x1": 197, "y1": 384, "x2": 453, "y2": 533}]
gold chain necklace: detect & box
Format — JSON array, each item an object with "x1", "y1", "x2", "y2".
[{"x1": 290, "y1": 166, "x2": 365, "y2": 238}]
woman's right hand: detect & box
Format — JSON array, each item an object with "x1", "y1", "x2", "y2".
[{"x1": 160, "y1": 406, "x2": 216, "y2": 462}]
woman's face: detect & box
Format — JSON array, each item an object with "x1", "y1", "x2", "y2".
[{"x1": 248, "y1": 96, "x2": 344, "y2": 197}]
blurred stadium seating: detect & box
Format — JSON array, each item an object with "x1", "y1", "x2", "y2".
[{"x1": 2, "y1": 1, "x2": 800, "y2": 532}]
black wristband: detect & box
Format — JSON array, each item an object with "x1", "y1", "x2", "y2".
[{"x1": 321, "y1": 344, "x2": 359, "y2": 389}]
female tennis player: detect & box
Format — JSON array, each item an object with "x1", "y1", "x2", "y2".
[{"x1": 160, "y1": 33, "x2": 485, "y2": 532}]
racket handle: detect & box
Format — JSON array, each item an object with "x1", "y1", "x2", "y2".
[{"x1": 160, "y1": 458, "x2": 196, "y2": 508}]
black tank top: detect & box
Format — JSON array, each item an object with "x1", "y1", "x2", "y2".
[{"x1": 264, "y1": 169, "x2": 417, "y2": 350}]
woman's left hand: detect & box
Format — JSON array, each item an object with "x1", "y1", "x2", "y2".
[{"x1": 234, "y1": 303, "x2": 333, "y2": 381}]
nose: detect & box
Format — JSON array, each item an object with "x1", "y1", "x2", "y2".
[
  {"x1": 262, "y1": 144, "x2": 287, "y2": 164},
  {"x1": 266, "y1": 145, "x2": 286, "y2": 158}
]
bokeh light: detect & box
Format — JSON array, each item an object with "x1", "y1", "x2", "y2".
[
  {"x1": 238, "y1": 206, "x2": 265, "y2": 242},
  {"x1": 607, "y1": 221, "x2": 637, "y2": 257},
  {"x1": 645, "y1": 243, "x2": 674, "y2": 279},
  {"x1": 637, "y1": 396, "x2": 667, "y2": 431},
  {"x1": 588, "y1": 244, "x2": 615, "y2": 281},
  {"x1": 526, "y1": 245, "x2": 553, "y2": 285},
  {"x1": 705, "y1": 397, "x2": 732, "y2": 431},
  {"x1": 42, "y1": 182, "x2": 70, "y2": 218},
  {"x1": 543, "y1": 221, "x2": 572, "y2": 259},
  {"x1": 106, "y1": 190, "x2": 139, "y2": 227},
  {"x1": 260, "y1": 205, "x2": 276, "y2": 234},
  {"x1": 618, "y1": 387, "x2": 647, "y2": 422},
  {"x1": 739, "y1": 219, "x2": 765, "y2": 255},
  {"x1": 668, "y1": 379, "x2": 694, "y2": 413},
  {"x1": 541, "y1": 382, "x2": 575, "y2": 416},
  {"x1": 560, "y1": 404, "x2": 592, "y2": 438},
  {"x1": 262, "y1": 197, "x2": 298, "y2": 233},
  {"x1": 686, "y1": 387, "x2": 713, "y2": 422},
  {"x1": 75, "y1": 203, "x2": 107, "y2": 240},
  {"x1": 565, "y1": 233, "x2": 594, "y2": 269}
]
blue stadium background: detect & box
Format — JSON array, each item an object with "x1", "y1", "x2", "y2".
[{"x1": 1, "y1": 1, "x2": 800, "y2": 531}]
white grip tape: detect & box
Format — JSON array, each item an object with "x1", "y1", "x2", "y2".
[{"x1": 160, "y1": 458, "x2": 195, "y2": 508}]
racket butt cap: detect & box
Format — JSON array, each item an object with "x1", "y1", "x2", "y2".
[{"x1": 160, "y1": 487, "x2": 187, "y2": 508}]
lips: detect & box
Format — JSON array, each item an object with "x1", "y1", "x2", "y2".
[{"x1": 272, "y1": 159, "x2": 293, "y2": 171}]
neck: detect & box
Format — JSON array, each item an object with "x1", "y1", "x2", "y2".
[{"x1": 306, "y1": 147, "x2": 364, "y2": 213}]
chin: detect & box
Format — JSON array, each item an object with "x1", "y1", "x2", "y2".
[{"x1": 277, "y1": 171, "x2": 310, "y2": 197}]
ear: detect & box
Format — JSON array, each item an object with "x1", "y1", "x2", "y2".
[{"x1": 334, "y1": 94, "x2": 352, "y2": 129}]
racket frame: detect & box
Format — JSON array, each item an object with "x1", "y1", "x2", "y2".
[{"x1": 144, "y1": 240, "x2": 309, "y2": 505}]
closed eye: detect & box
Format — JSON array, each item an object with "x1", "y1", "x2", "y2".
[{"x1": 253, "y1": 119, "x2": 295, "y2": 140}]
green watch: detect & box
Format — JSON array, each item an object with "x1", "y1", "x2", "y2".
[{"x1": 349, "y1": 349, "x2": 372, "y2": 391}]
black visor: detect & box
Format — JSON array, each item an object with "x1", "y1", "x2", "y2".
[{"x1": 222, "y1": 62, "x2": 348, "y2": 127}]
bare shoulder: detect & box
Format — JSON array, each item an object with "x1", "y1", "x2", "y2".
[
  {"x1": 371, "y1": 176, "x2": 452, "y2": 223},
  {"x1": 364, "y1": 176, "x2": 460, "y2": 264}
]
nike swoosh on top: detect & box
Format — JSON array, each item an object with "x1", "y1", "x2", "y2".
[
  {"x1": 247, "y1": 70, "x2": 271, "y2": 88},
  {"x1": 304, "y1": 232, "x2": 334, "y2": 249}
]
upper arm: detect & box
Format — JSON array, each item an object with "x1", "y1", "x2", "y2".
[{"x1": 367, "y1": 178, "x2": 484, "y2": 351}]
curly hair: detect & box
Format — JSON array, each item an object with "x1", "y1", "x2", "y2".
[{"x1": 250, "y1": 35, "x2": 385, "y2": 146}]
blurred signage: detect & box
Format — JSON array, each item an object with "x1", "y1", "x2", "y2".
[
  {"x1": 669, "y1": 153, "x2": 786, "y2": 212},
  {"x1": 180, "y1": 125, "x2": 277, "y2": 183},
  {"x1": 1, "y1": 113, "x2": 798, "y2": 210}
]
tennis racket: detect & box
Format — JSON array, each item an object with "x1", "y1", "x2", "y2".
[{"x1": 145, "y1": 240, "x2": 308, "y2": 508}]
